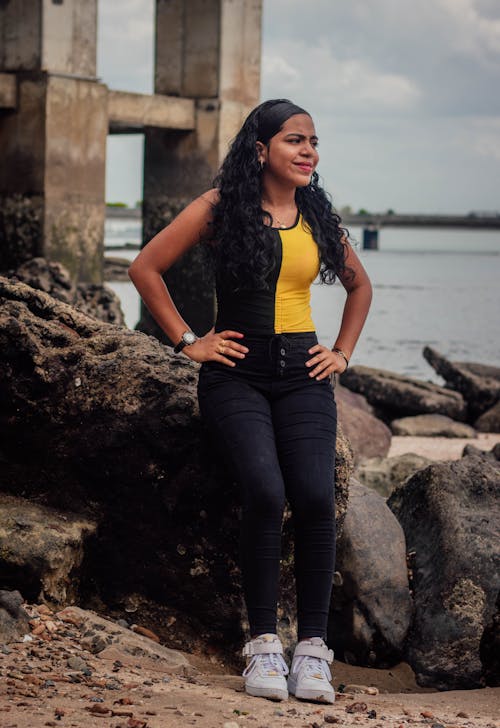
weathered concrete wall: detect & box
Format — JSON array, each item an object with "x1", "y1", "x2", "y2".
[
  {"x1": 44, "y1": 76, "x2": 107, "y2": 283},
  {"x1": 0, "y1": 73, "x2": 16, "y2": 108},
  {"x1": 155, "y1": 0, "x2": 220, "y2": 97},
  {"x1": 0, "y1": 0, "x2": 97, "y2": 76},
  {"x1": 0, "y1": 74, "x2": 107, "y2": 282}
]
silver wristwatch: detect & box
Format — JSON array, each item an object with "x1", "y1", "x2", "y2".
[{"x1": 173, "y1": 330, "x2": 197, "y2": 353}]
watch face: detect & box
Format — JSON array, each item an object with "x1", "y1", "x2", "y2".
[{"x1": 183, "y1": 332, "x2": 197, "y2": 345}]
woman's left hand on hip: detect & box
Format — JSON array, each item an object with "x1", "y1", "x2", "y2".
[{"x1": 306, "y1": 345, "x2": 348, "y2": 381}]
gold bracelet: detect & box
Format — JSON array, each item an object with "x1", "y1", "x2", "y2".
[{"x1": 332, "y1": 347, "x2": 349, "y2": 370}]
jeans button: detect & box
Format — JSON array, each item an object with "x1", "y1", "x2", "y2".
[
  {"x1": 280, "y1": 359, "x2": 286, "y2": 367},
  {"x1": 280, "y1": 348, "x2": 286, "y2": 356}
]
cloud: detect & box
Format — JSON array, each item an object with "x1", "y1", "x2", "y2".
[
  {"x1": 97, "y1": 0, "x2": 500, "y2": 212},
  {"x1": 262, "y1": 41, "x2": 421, "y2": 116}
]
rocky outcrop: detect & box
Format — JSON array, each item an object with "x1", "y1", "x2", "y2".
[
  {"x1": 480, "y1": 589, "x2": 500, "y2": 687},
  {"x1": 339, "y1": 366, "x2": 466, "y2": 423},
  {"x1": 387, "y1": 455, "x2": 500, "y2": 690},
  {"x1": 0, "y1": 590, "x2": 30, "y2": 643},
  {"x1": 336, "y1": 384, "x2": 392, "y2": 463},
  {"x1": 355, "y1": 453, "x2": 433, "y2": 498},
  {"x1": 6, "y1": 257, "x2": 125, "y2": 325},
  {"x1": 423, "y1": 346, "x2": 500, "y2": 421},
  {"x1": 475, "y1": 399, "x2": 500, "y2": 433},
  {"x1": 329, "y1": 481, "x2": 412, "y2": 667},
  {"x1": 0, "y1": 493, "x2": 97, "y2": 604},
  {"x1": 0, "y1": 276, "x2": 352, "y2": 655},
  {"x1": 390, "y1": 413, "x2": 477, "y2": 438}
]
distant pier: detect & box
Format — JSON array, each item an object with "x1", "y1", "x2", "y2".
[{"x1": 106, "y1": 208, "x2": 500, "y2": 252}]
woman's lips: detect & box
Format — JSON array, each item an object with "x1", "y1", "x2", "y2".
[{"x1": 295, "y1": 163, "x2": 313, "y2": 173}]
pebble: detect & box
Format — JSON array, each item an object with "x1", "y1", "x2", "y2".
[
  {"x1": 131, "y1": 624, "x2": 160, "y2": 643},
  {"x1": 345, "y1": 701, "x2": 368, "y2": 713},
  {"x1": 345, "y1": 684, "x2": 379, "y2": 695},
  {"x1": 67, "y1": 655, "x2": 87, "y2": 671},
  {"x1": 222, "y1": 722, "x2": 240, "y2": 728}
]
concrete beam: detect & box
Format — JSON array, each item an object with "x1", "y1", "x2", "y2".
[
  {"x1": 0, "y1": 73, "x2": 16, "y2": 109},
  {"x1": 108, "y1": 91, "x2": 195, "y2": 134}
]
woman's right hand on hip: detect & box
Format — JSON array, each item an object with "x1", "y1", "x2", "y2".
[{"x1": 182, "y1": 327, "x2": 248, "y2": 366}]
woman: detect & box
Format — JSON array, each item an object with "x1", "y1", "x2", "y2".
[{"x1": 128, "y1": 99, "x2": 373, "y2": 704}]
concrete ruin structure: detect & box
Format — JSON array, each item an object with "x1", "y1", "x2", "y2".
[{"x1": 0, "y1": 0, "x2": 262, "y2": 337}]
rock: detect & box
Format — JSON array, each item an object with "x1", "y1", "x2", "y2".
[
  {"x1": 67, "y1": 655, "x2": 88, "y2": 671},
  {"x1": 390, "y1": 414, "x2": 477, "y2": 438},
  {"x1": 0, "y1": 590, "x2": 30, "y2": 643},
  {"x1": 9, "y1": 256, "x2": 125, "y2": 325},
  {"x1": 462, "y1": 443, "x2": 498, "y2": 461},
  {"x1": 340, "y1": 365, "x2": 466, "y2": 423},
  {"x1": 355, "y1": 453, "x2": 433, "y2": 498},
  {"x1": 57, "y1": 606, "x2": 190, "y2": 672},
  {"x1": 345, "y1": 684, "x2": 379, "y2": 695},
  {"x1": 104, "y1": 256, "x2": 131, "y2": 282},
  {"x1": 0, "y1": 493, "x2": 97, "y2": 605},
  {"x1": 0, "y1": 277, "x2": 352, "y2": 656},
  {"x1": 387, "y1": 455, "x2": 500, "y2": 689},
  {"x1": 336, "y1": 384, "x2": 392, "y2": 463},
  {"x1": 480, "y1": 589, "x2": 500, "y2": 686},
  {"x1": 423, "y1": 346, "x2": 500, "y2": 420},
  {"x1": 474, "y1": 399, "x2": 500, "y2": 433},
  {"x1": 330, "y1": 481, "x2": 412, "y2": 667}
]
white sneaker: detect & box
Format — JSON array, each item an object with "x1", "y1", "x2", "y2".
[
  {"x1": 242, "y1": 633, "x2": 289, "y2": 701},
  {"x1": 287, "y1": 636, "x2": 335, "y2": 704}
]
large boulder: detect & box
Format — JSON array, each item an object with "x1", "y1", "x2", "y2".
[
  {"x1": 340, "y1": 366, "x2": 466, "y2": 423},
  {"x1": 390, "y1": 413, "x2": 477, "y2": 438},
  {"x1": 7, "y1": 256, "x2": 125, "y2": 325},
  {"x1": 387, "y1": 454, "x2": 500, "y2": 690},
  {"x1": 423, "y1": 346, "x2": 500, "y2": 421},
  {"x1": 0, "y1": 590, "x2": 30, "y2": 643},
  {"x1": 480, "y1": 589, "x2": 500, "y2": 687},
  {"x1": 336, "y1": 384, "x2": 392, "y2": 463},
  {"x1": 0, "y1": 493, "x2": 97, "y2": 604},
  {"x1": 0, "y1": 276, "x2": 352, "y2": 655},
  {"x1": 329, "y1": 481, "x2": 412, "y2": 667},
  {"x1": 355, "y1": 453, "x2": 433, "y2": 498}
]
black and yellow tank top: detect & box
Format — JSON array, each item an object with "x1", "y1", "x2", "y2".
[{"x1": 214, "y1": 213, "x2": 320, "y2": 335}]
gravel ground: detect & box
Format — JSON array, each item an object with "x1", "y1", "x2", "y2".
[{"x1": 1, "y1": 603, "x2": 498, "y2": 728}]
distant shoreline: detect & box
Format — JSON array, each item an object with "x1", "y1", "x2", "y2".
[{"x1": 105, "y1": 206, "x2": 500, "y2": 229}]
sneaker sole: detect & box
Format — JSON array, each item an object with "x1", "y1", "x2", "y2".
[
  {"x1": 288, "y1": 678, "x2": 335, "y2": 704},
  {"x1": 292, "y1": 689, "x2": 335, "y2": 704},
  {"x1": 245, "y1": 685, "x2": 288, "y2": 701}
]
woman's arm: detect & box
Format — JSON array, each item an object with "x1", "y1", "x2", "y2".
[
  {"x1": 306, "y1": 238, "x2": 373, "y2": 380},
  {"x1": 128, "y1": 189, "x2": 248, "y2": 365},
  {"x1": 332, "y1": 238, "x2": 373, "y2": 361}
]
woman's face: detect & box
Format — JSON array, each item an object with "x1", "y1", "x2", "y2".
[{"x1": 257, "y1": 113, "x2": 319, "y2": 189}]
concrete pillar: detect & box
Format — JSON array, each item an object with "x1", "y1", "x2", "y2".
[
  {"x1": 140, "y1": 0, "x2": 262, "y2": 343},
  {"x1": 0, "y1": 0, "x2": 106, "y2": 282}
]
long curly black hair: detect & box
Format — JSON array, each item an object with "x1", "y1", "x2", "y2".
[{"x1": 207, "y1": 99, "x2": 355, "y2": 291}]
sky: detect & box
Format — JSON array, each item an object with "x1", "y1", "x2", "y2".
[{"x1": 97, "y1": 0, "x2": 500, "y2": 214}]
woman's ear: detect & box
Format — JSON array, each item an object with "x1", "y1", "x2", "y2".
[{"x1": 255, "y1": 141, "x2": 267, "y2": 166}]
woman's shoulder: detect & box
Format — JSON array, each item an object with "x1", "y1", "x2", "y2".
[{"x1": 200, "y1": 188, "x2": 221, "y2": 207}]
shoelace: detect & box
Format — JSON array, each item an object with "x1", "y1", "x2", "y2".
[
  {"x1": 294, "y1": 654, "x2": 332, "y2": 681},
  {"x1": 243, "y1": 651, "x2": 289, "y2": 677}
]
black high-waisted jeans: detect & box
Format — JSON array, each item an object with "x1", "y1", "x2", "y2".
[{"x1": 197, "y1": 331, "x2": 337, "y2": 641}]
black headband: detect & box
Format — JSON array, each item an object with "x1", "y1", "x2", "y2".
[{"x1": 257, "y1": 101, "x2": 309, "y2": 144}]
